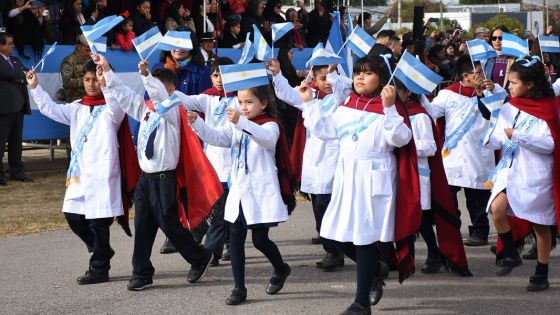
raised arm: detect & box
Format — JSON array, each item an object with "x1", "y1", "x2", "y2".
[
  {"x1": 233, "y1": 116, "x2": 279, "y2": 151},
  {"x1": 189, "y1": 114, "x2": 233, "y2": 148}
]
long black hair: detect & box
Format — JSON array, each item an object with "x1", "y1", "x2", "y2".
[{"x1": 509, "y1": 57, "x2": 555, "y2": 100}]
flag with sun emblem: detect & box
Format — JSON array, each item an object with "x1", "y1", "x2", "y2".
[
  {"x1": 393, "y1": 50, "x2": 443, "y2": 95},
  {"x1": 156, "y1": 30, "x2": 193, "y2": 51},
  {"x1": 219, "y1": 63, "x2": 269, "y2": 92}
]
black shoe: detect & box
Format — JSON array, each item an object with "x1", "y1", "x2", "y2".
[
  {"x1": 187, "y1": 251, "x2": 213, "y2": 283},
  {"x1": 370, "y1": 261, "x2": 389, "y2": 306},
  {"x1": 127, "y1": 278, "x2": 153, "y2": 291},
  {"x1": 526, "y1": 274, "x2": 549, "y2": 292},
  {"x1": 421, "y1": 259, "x2": 442, "y2": 274},
  {"x1": 266, "y1": 263, "x2": 291, "y2": 294},
  {"x1": 463, "y1": 237, "x2": 488, "y2": 246},
  {"x1": 10, "y1": 175, "x2": 33, "y2": 182},
  {"x1": 522, "y1": 245, "x2": 538, "y2": 260},
  {"x1": 311, "y1": 237, "x2": 322, "y2": 244},
  {"x1": 490, "y1": 245, "x2": 497, "y2": 254},
  {"x1": 496, "y1": 255, "x2": 522, "y2": 276},
  {"x1": 340, "y1": 302, "x2": 372, "y2": 315},
  {"x1": 318, "y1": 253, "x2": 344, "y2": 271},
  {"x1": 225, "y1": 287, "x2": 247, "y2": 305},
  {"x1": 221, "y1": 250, "x2": 230, "y2": 261},
  {"x1": 77, "y1": 269, "x2": 109, "y2": 285},
  {"x1": 0, "y1": 178, "x2": 6, "y2": 186},
  {"x1": 210, "y1": 255, "x2": 221, "y2": 267},
  {"x1": 160, "y1": 238, "x2": 177, "y2": 254}
]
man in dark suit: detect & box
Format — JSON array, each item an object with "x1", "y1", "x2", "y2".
[{"x1": 0, "y1": 32, "x2": 32, "y2": 186}]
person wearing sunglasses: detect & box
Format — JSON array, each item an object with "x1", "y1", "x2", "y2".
[{"x1": 483, "y1": 25, "x2": 515, "y2": 88}]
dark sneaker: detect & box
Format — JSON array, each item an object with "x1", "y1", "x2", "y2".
[
  {"x1": 370, "y1": 261, "x2": 389, "y2": 306},
  {"x1": 77, "y1": 269, "x2": 109, "y2": 285},
  {"x1": 340, "y1": 302, "x2": 372, "y2": 315},
  {"x1": 187, "y1": 252, "x2": 214, "y2": 283},
  {"x1": 225, "y1": 287, "x2": 247, "y2": 305},
  {"x1": 318, "y1": 253, "x2": 344, "y2": 271},
  {"x1": 496, "y1": 255, "x2": 522, "y2": 276},
  {"x1": 526, "y1": 274, "x2": 549, "y2": 292},
  {"x1": 311, "y1": 237, "x2": 322, "y2": 244},
  {"x1": 266, "y1": 263, "x2": 291, "y2": 294},
  {"x1": 421, "y1": 259, "x2": 442, "y2": 274},
  {"x1": 490, "y1": 245, "x2": 497, "y2": 254},
  {"x1": 463, "y1": 237, "x2": 488, "y2": 246},
  {"x1": 127, "y1": 278, "x2": 153, "y2": 291},
  {"x1": 522, "y1": 244, "x2": 538, "y2": 260},
  {"x1": 221, "y1": 250, "x2": 230, "y2": 261},
  {"x1": 160, "y1": 238, "x2": 177, "y2": 254},
  {"x1": 210, "y1": 255, "x2": 221, "y2": 267}
]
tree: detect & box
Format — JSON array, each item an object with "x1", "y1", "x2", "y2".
[
  {"x1": 470, "y1": 13, "x2": 525, "y2": 36},
  {"x1": 459, "y1": 0, "x2": 520, "y2": 4},
  {"x1": 389, "y1": 0, "x2": 445, "y2": 23}
]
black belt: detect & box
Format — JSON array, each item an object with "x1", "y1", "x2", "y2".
[{"x1": 142, "y1": 170, "x2": 176, "y2": 180}]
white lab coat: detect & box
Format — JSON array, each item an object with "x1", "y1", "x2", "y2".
[
  {"x1": 302, "y1": 100, "x2": 412, "y2": 245},
  {"x1": 409, "y1": 113, "x2": 437, "y2": 210},
  {"x1": 30, "y1": 85, "x2": 125, "y2": 219},
  {"x1": 190, "y1": 116, "x2": 288, "y2": 225},
  {"x1": 484, "y1": 102, "x2": 556, "y2": 225}
]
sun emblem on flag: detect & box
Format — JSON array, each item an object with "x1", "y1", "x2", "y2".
[
  {"x1": 239, "y1": 72, "x2": 249, "y2": 78},
  {"x1": 175, "y1": 40, "x2": 182, "y2": 45}
]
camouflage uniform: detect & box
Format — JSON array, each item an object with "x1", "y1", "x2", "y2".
[{"x1": 56, "y1": 49, "x2": 88, "y2": 102}]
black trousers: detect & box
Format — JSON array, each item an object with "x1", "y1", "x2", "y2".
[
  {"x1": 64, "y1": 212, "x2": 114, "y2": 273},
  {"x1": 450, "y1": 185, "x2": 491, "y2": 241},
  {"x1": 335, "y1": 242, "x2": 379, "y2": 307},
  {"x1": 203, "y1": 182, "x2": 230, "y2": 257},
  {"x1": 132, "y1": 171, "x2": 207, "y2": 280},
  {"x1": 0, "y1": 112, "x2": 25, "y2": 180},
  {"x1": 310, "y1": 193, "x2": 342, "y2": 255}
]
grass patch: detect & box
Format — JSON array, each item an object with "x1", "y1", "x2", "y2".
[{"x1": 0, "y1": 170, "x2": 68, "y2": 236}]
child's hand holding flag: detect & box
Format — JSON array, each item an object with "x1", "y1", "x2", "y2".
[{"x1": 227, "y1": 107, "x2": 240, "y2": 124}]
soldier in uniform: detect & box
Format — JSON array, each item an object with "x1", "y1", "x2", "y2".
[{"x1": 56, "y1": 35, "x2": 91, "y2": 102}]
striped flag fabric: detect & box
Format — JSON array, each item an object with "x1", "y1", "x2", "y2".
[
  {"x1": 219, "y1": 63, "x2": 270, "y2": 92},
  {"x1": 253, "y1": 25, "x2": 272, "y2": 61},
  {"x1": 306, "y1": 43, "x2": 343, "y2": 68},
  {"x1": 80, "y1": 15, "x2": 124, "y2": 42},
  {"x1": 238, "y1": 32, "x2": 255, "y2": 64},
  {"x1": 393, "y1": 50, "x2": 443, "y2": 95},
  {"x1": 132, "y1": 26, "x2": 163, "y2": 60},
  {"x1": 156, "y1": 94, "x2": 182, "y2": 114},
  {"x1": 88, "y1": 36, "x2": 107, "y2": 53},
  {"x1": 34, "y1": 42, "x2": 57, "y2": 72},
  {"x1": 538, "y1": 35, "x2": 560, "y2": 53},
  {"x1": 272, "y1": 22, "x2": 294, "y2": 42},
  {"x1": 156, "y1": 31, "x2": 193, "y2": 51},
  {"x1": 347, "y1": 26, "x2": 375, "y2": 58},
  {"x1": 466, "y1": 39, "x2": 497, "y2": 61},
  {"x1": 501, "y1": 33, "x2": 529, "y2": 58}
]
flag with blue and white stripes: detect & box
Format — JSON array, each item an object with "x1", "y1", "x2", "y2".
[
  {"x1": 219, "y1": 63, "x2": 269, "y2": 92},
  {"x1": 394, "y1": 51, "x2": 443, "y2": 95},
  {"x1": 466, "y1": 39, "x2": 497, "y2": 61},
  {"x1": 80, "y1": 15, "x2": 124, "y2": 42},
  {"x1": 156, "y1": 31, "x2": 193, "y2": 51},
  {"x1": 132, "y1": 26, "x2": 163, "y2": 60},
  {"x1": 238, "y1": 33, "x2": 255, "y2": 64},
  {"x1": 253, "y1": 25, "x2": 272, "y2": 62},
  {"x1": 88, "y1": 36, "x2": 107, "y2": 53},
  {"x1": 502, "y1": 33, "x2": 529, "y2": 58},
  {"x1": 306, "y1": 43, "x2": 343, "y2": 68},
  {"x1": 272, "y1": 22, "x2": 294, "y2": 43},
  {"x1": 539, "y1": 35, "x2": 560, "y2": 53},
  {"x1": 347, "y1": 26, "x2": 375, "y2": 58}
]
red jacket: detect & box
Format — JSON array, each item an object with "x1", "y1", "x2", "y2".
[{"x1": 115, "y1": 31, "x2": 136, "y2": 51}]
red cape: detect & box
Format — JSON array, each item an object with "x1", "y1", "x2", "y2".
[
  {"x1": 495, "y1": 96, "x2": 560, "y2": 258},
  {"x1": 289, "y1": 83, "x2": 329, "y2": 185},
  {"x1": 342, "y1": 93, "x2": 422, "y2": 283},
  {"x1": 405, "y1": 100, "x2": 472, "y2": 276},
  {"x1": 253, "y1": 115, "x2": 297, "y2": 214},
  {"x1": 176, "y1": 107, "x2": 224, "y2": 230}
]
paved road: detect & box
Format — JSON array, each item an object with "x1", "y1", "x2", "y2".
[{"x1": 1, "y1": 200, "x2": 559, "y2": 315}]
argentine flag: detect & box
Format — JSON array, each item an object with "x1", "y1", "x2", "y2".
[
  {"x1": 539, "y1": 35, "x2": 560, "y2": 53},
  {"x1": 132, "y1": 27, "x2": 163, "y2": 60},
  {"x1": 219, "y1": 63, "x2": 269, "y2": 92},
  {"x1": 466, "y1": 39, "x2": 497, "y2": 62},
  {"x1": 157, "y1": 94, "x2": 182, "y2": 114},
  {"x1": 502, "y1": 33, "x2": 529, "y2": 58},
  {"x1": 81, "y1": 15, "x2": 124, "y2": 42},
  {"x1": 157, "y1": 31, "x2": 193, "y2": 51},
  {"x1": 253, "y1": 25, "x2": 272, "y2": 61},
  {"x1": 34, "y1": 42, "x2": 57, "y2": 72},
  {"x1": 326, "y1": 11, "x2": 349, "y2": 76},
  {"x1": 306, "y1": 43, "x2": 343, "y2": 68},
  {"x1": 393, "y1": 51, "x2": 443, "y2": 95},
  {"x1": 272, "y1": 22, "x2": 294, "y2": 43},
  {"x1": 88, "y1": 36, "x2": 107, "y2": 53},
  {"x1": 347, "y1": 26, "x2": 375, "y2": 58},
  {"x1": 238, "y1": 33, "x2": 255, "y2": 64}
]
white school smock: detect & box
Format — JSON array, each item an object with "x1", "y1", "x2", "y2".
[
  {"x1": 104, "y1": 71, "x2": 180, "y2": 173},
  {"x1": 420, "y1": 86, "x2": 504, "y2": 189},
  {"x1": 174, "y1": 90, "x2": 237, "y2": 183},
  {"x1": 30, "y1": 85, "x2": 125, "y2": 219},
  {"x1": 190, "y1": 116, "x2": 288, "y2": 225},
  {"x1": 409, "y1": 112, "x2": 437, "y2": 210},
  {"x1": 484, "y1": 103, "x2": 556, "y2": 225},
  {"x1": 302, "y1": 100, "x2": 412, "y2": 245},
  {"x1": 272, "y1": 71, "x2": 352, "y2": 194}
]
